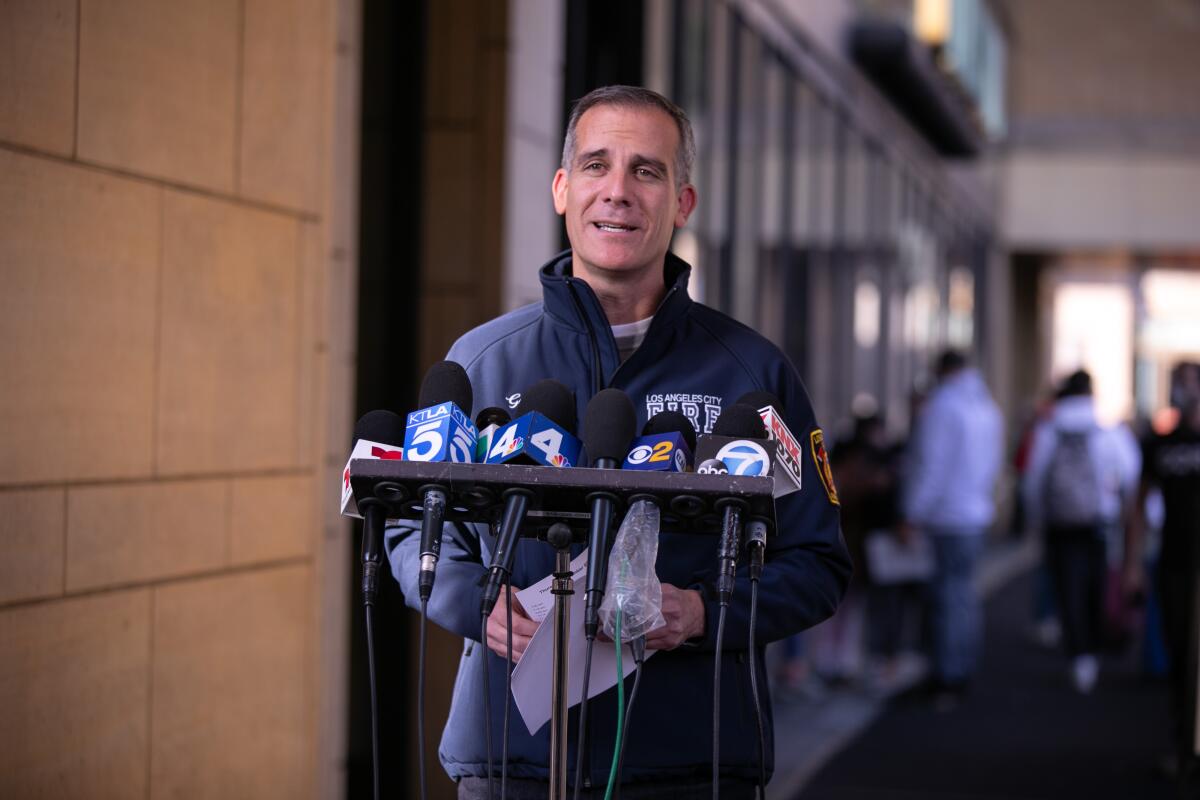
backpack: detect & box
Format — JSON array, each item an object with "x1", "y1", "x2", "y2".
[{"x1": 1042, "y1": 428, "x2": 1102, "y2": 527}]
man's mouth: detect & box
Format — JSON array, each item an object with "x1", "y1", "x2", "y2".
[{"x1": 593, "y1": 222, "x2": 637, "y2": 233}]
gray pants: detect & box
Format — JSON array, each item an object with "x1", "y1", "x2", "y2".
[{"x1": 457, "y1": 776, "x2": 757, "y2": 800}]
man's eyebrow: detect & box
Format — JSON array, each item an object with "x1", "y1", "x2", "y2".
[{"x1": 574, "y1": 148, "x2": 609, "y2": 166}]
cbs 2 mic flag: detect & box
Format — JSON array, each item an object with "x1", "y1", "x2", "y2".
[{"x1": 622, "y1": 432, "x2": 691, "y2": 472}]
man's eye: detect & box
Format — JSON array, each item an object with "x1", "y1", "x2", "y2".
[
  {"x1": 583, "y1": 162, "x2": 604, "y2": 172},
  {"x1": 636, "y1": 167, "x2": 659, "y2": 179}
]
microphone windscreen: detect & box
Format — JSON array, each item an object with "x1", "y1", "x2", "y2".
[
  {"x1": 353, "y1": 409, "x2": 406, "y2": 446},
  {"x1": 736, "y1": 391, "x2": 781, "y2": 414},
  {"x1": 516, "y1": 379, "x2": 577, "y2": 432},
  {"x1": 418, "y1": 360, "x2": 474, "y2": 415},
  {"x1": 475, "y1": 406, "x2": 511, "y2": 429},
  {"x1": 582, "y1": 388, "x2": 637, "y2": 464},
  {"x1": 642, "y1": 410, "x2": 697, "y2": 453},
  {"x1": 712, "y1": 402, "x2": 768, "y2": 439}
]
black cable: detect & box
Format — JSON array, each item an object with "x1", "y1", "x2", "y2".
[
  {"x1": 502, "y1": 581, "x2": 513, "y2": 800},
  {"x1": 418, "y1": 598, "x2": 429, "y2": 800},
  {"x1": 613, "y1": 636, "x2": 646, "y2": 799},
  {"x1": 712, "y1": 604, "x2": 728, "y2": 800},
  {"x1": 481, "y1": 614, "x2": 495, "y2": 800},
  {"x1": 573, "y1": 637, "x2": 596, "y2": 800},
  {"x1": 365, "y1": 603, "x2": 381, "y2": 800},
  {"x1": 748, "y1": 580, "x2": 766, "y2": 800}
]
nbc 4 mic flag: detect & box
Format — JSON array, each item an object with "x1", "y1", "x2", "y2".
[{"x1": 483, "y1": 412, "x2": 581, "y2": 468}]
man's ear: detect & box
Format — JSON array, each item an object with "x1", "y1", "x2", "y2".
[
  {"x1": 552, "y1": 169, "x2": 568, "y2": 215},
  {"x1": 674, "y1": 184, "x2": 698, "y2": 228}
]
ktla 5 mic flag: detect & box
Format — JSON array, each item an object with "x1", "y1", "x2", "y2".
[{"x1": 340, "y1": 439, "x2": 403, "y2": 518}]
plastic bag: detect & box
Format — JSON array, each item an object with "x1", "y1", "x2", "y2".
[{"x1": 599, "y1": 500, "x2": 665, "y2": 641}]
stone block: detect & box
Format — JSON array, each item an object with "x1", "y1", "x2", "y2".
[
  {"x1": 0, "y1": 151, "x2": 158, "y2": 485},
  {"x1": 0, "y1": 0, "x2": 77, "y2": 155},
  {"x1": 157, "y1": 190, "x2": 300, "y2": 475},
  {"x1": 229, "y1": 474, "x2": 313, "y2": 566},
  {"x1": 151, "y1": 566, "x2": 312, "y2": 799},
  {"x1": 0, "y1": 590, "x2": 150, "y2": 799},
  {"x1": 240, "y1": 0, "x2": 326, "y2": 212},
  {"x1": 78, "y1": 0, "x2": 238, "y2": 192},
  {"x1": 66, "y1": 480, "x2": 228, "y2": 592},
  {"x1": 0, "y1": 488, "x2": 66, "y2": 605}
]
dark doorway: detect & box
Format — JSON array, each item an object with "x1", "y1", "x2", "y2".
[{"x1": 349, "y1": 0, "x2": 427, "y2": 796}]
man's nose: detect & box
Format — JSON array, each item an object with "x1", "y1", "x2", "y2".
[{"x1": 600, "y1": 170, "x2": 633, "y2": 204}]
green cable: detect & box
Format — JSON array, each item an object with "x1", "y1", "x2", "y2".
[{"x1": 603, "y1": 607, "x2": 624, "y2": 800}]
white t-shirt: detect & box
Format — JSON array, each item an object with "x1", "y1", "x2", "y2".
[{"x1": 611, "y1": 317, "x2": 653, "y2": 363}]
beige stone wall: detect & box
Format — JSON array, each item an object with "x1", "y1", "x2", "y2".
[
  {"x1": 1000, "y1": 0, "x2": 1200, "y2": 149},
  {"x1": 0, "y1": 1, "x2": 358, "y2": 797}
]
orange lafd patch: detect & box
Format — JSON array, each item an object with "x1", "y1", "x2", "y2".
[{"x1": 810, "y1": 429, "x2": 839, "y2": 506}]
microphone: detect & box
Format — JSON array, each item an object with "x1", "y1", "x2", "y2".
[
  {"x1": 340, "y1": 411, "x2": 406, "y2": 518},
  {"x1": 702, "y1": 403, "x2": 770, "y2": 606},
  {"x1": 480, "y1": 379, "x2": 579, "y2": 616},
  {"x1": 406, "y1": 360, "x2": 476, "y2": 601},
  {"x1": 694, "y1": 403, "x2": 770, "y2": 475},
  {"x1": 483, "y1": 379, "x2": 582, "y2": 467},
  {"x1": 474, "y1": 406, "x2": 511, "y2": 463},
  {"x1": 736, "y1": 391, "x2": 803, "y2": 497},
  {"x1": 622, "y1": 410, "x2": 695, "y2": 472},
  {"x1": 581, "y1": 388, "x2": 637, "y2": 639},
  {"x1": 351, "y1": 410, "x2": 407, "y2": 605}
]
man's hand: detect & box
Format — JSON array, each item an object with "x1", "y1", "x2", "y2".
[
  {"x1": 644, "y1": 584, "x2": 706, "y2": 650},
  {"x1": 485, "y1": 589, "x2": 539, "y2": 662}
]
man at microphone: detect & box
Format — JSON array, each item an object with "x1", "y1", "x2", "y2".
[{"x1": 387, "y1": 85, "x2": 850, "y2": 798}]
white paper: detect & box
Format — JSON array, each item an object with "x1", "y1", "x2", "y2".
[{"x1": 510, "y1": 550, "x2": 655, "y2": 735}]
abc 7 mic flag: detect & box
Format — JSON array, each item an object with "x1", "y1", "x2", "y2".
[{"x1": 694, "y1": 436, "x2": 774, "y2": 477}]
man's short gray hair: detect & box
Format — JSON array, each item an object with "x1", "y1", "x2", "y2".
[{"x1": 560, "y1": 85, "x2": 696, "y2": 189}]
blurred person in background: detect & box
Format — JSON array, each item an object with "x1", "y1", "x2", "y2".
[
  {"x1": 901, "y1": 350, "x2": 1003, "y2": 708},
  {"x1": 1021, "y1": 369, "x2": 1140, "y2": 694},
  {"x1": 1126, "y1": 361, "x2": 1200, "y2": 782},
  {"x1": 1013, "y1": 389, "x2": 1063, "y2": 650},
  {"x1": 808, "y1": 414, "x2": 889, "y2": 685}
]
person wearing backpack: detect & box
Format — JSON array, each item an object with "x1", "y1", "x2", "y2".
[{"x1": 1022, "y1": 370, "x2": 1141, "y2": 693}]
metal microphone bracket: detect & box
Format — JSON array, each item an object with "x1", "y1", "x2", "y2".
[
  {"x1": 347, "y1": 461, "x2": 776, "y2": 539},
  {"x1": 546, "y1": 522, "x2": 574, "y2": 799}
]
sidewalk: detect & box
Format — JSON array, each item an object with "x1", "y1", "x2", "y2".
[{"x1": 767, "y1": 536, "x2": 1041, "y2": 798}]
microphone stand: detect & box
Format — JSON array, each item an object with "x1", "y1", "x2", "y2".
[{"x1": 546, "y1": 523, "x2": 574, "y2": 800}]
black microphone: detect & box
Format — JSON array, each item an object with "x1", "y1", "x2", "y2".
[
  {"x1": 411, "y1": 360, "x2": 475, "y2": 600},
  {"x1": 474, "y1": 406, "x2": 511, "y2": 463},
  {"x1": 480, "y1": 379, "x2": 578, "y2": 616},
  {"x1": 582, "y1": 388, "x2": 637, "y2": 639},
  {"x1": 707, "y1": 403, "x2": 769, "y2": 606},
  {"x1": 353, "y1": 410, "x2": 407, "y2": 605},
  {"x1": 643, "y1": 409, "x2": 698, "y2": 453}
]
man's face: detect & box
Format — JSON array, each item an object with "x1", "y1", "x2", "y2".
[{"x1": 552, "y1": 104, "x2": 697, "y2": 284}]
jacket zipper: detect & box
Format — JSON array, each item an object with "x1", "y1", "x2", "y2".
[{"x1": 566, "y1": 278, "x2": 604, "y2": 396}]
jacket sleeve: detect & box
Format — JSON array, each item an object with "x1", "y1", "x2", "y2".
[
  {"x1": 688, "y1": 367, "x2": 852, "y2": 651},
  {"x1": 385, "y1": 519, "x2": 490, "y2": 642}
]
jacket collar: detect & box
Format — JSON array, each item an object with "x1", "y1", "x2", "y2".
[{"x1": 538, "y1": 249, "x2": 694, "y2": 334}]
